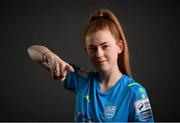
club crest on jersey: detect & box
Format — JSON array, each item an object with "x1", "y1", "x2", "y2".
[{"x1": 104, "y1": 105, "x2": 116, "y2": 119}]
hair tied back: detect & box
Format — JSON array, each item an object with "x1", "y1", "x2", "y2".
[{"x1": 90, "y1": 15, "x2": 111, "y2": 22}]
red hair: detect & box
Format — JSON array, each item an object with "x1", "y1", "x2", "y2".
[{"x1": 82, "y1": 9, "x2": 133, "y2": 77}]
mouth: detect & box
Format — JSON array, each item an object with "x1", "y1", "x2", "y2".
[{"x1": 96, "y1": 60, "x2": 107, "y2": 64}]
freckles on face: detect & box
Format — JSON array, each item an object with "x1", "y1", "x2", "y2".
[
  {"x1": 85, "y1": 29, "x2": 120, "y2": 56},
  {"x1": 84, "y1": 30, "x2": 121, "y2": 70}
]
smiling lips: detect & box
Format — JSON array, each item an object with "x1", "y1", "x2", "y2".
[{"x1": 96, "y1": 60, "x2": 107, "y2": 64}]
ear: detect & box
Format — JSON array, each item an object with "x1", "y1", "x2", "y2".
[{"x1": 117, "y1": 40, "x2": 123, "y2": 54}]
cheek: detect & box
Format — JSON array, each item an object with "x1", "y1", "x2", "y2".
[
  {"x1": 86, "y1": 52, "x2": 95, "y2": 60},
  {"x1": 84, "y1": 46, "x2": 92, "y2": 58},
  {"x1": 107, "y1": 49, "x2": 119, "y2": 59}
]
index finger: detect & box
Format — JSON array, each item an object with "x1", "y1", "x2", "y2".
[{"x1": 65, "y1": 64, "x2": 74, "y2": 72}]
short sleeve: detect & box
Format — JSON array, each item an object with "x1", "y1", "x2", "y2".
[
  {"x1": 64, "y1": 71, "x2": 87, "y2": 93},
  {"x1": 128, "y1": 82, "x2": 154, "y2": 122}
]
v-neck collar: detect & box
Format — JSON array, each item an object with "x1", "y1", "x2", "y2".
[{"x1": 94, "y1": 72, "x2": 125, "y2": 94}]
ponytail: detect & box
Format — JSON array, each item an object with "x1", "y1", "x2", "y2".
[{"x1": 83, "y1": 9, "x2": 133, "y2": 77}]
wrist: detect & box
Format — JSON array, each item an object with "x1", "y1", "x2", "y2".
[{"x1": 42, "y1": 51, "x2": 51, "y2": 62}]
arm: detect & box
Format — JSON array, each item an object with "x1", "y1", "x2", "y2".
[
  {"x1": 27, "y1": 45, "x2": 74, "y2": 81},
  {"x1": 128, "y1": 83, "x2": 154, "y2": 122}
]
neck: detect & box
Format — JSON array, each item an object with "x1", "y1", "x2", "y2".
[{"x1": 98, "y1": 65, "x2": 122, "y2": 91}]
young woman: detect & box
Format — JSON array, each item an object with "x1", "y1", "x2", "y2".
[{"x1": 28, "y1": 9, "x2": 154, "y2": 122}]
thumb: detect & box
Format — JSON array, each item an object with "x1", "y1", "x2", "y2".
[{"x1": 65, "y1": 64, "x2": 74, "y2": 72}]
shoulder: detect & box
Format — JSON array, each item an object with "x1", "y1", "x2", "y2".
[
  {"x1": 123, "y1": 75, "x2": 148, "y2": 99},
  {"x1": 124, "y1": 76, "x2": 154, "y2": 121},
  {"x1": 66, "y1": 68, "x2": 97, "y2": 83},
  {"x1": 69, "y1": 63, "x2": 90, "y2": 79}
]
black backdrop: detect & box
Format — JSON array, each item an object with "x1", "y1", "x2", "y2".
[{"x1": 0, "y1": 0, "x2": 180, "y2": 121}]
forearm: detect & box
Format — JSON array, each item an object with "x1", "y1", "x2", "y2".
[
  {"x1": 27, "y1": 45, "x2": 52, "y2": 62},
  {"x1": 27, "y1": 45, "x2": 76, "y2": 81}
]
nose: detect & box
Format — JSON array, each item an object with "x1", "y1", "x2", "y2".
[{"x1": 95, "y1": 48, "x2": 104, "y2": 58}]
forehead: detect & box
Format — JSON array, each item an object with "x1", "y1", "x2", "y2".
[{"x1": 85, "y1": 29, "x2": 116, "y2": 45}]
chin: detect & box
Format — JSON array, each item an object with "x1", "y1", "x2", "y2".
[
  {"x1": 92, "y1": 61, "x2": 110, "y2": 72},
  {"x1": 95, "y1": 66, "x2": 109, "y2": 72}
]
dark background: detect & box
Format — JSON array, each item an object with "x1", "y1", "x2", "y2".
[{"x1": 0, "y1": 0, "x2": 179, "y2": 121}]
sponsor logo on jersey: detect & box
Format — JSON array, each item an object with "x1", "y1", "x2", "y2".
[
  {"x1": 134, "y1": 98, "x2": 152, "y2": 121},
  {"x1": 104, "y1": 105, "x2": 116, "y2": 119}
]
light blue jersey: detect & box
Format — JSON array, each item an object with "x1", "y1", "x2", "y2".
[{"x1": 64, "y1": 71, "x2": 154, "y2": 122}]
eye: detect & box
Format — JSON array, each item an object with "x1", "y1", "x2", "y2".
[
  {"x1": 102, "y1": 45, "x2": 109, "y2": 50},
  {"x1": 88, "y1": 47, "x2": 97, "y2": 53}
]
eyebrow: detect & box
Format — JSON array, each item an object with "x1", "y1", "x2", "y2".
[{"x1": 88, "y1": 42, "x2": 109, "y2": 47}]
